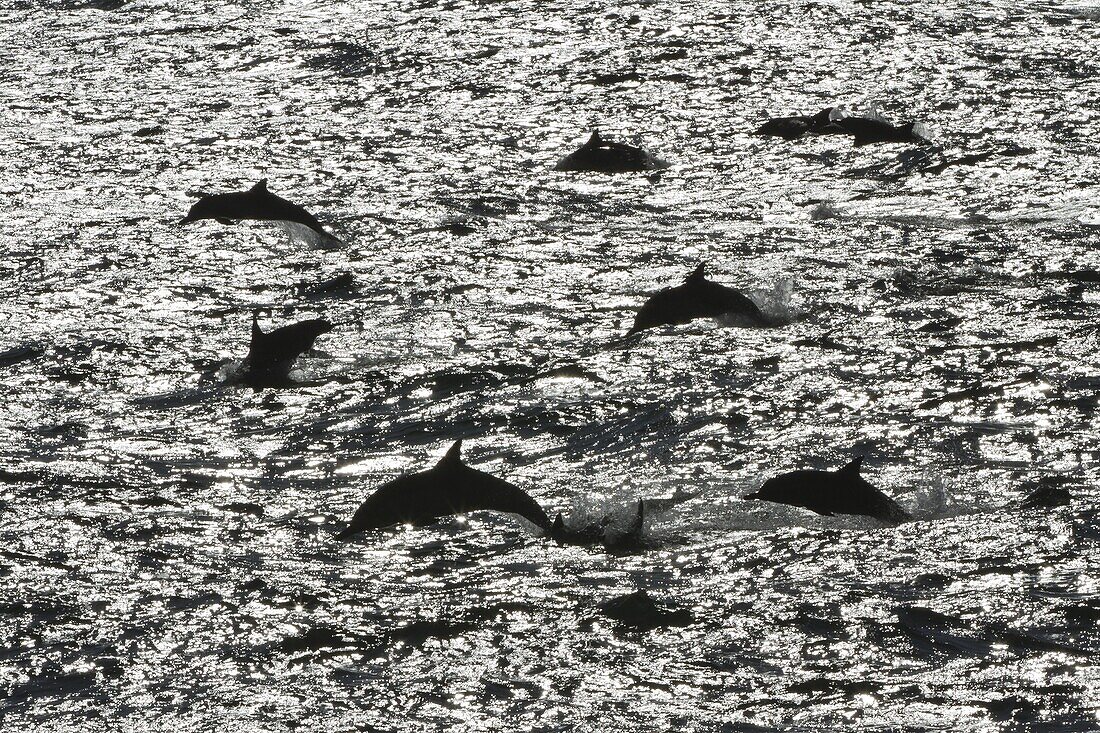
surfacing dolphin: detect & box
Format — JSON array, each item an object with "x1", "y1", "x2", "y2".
[
  {"x1": 337, "y1": 441, "x2": 551, "y2": 538},
  {"x1": 744, "y1": 457, "x2": 910, "y2": 524},
  {"x1": 832, "y1": 110, "x2": 932, "y2": 146},
  {"x1": 181, "y1": 179, "x2": 341, "y2": 247},
  {"x1": 551, "y1": 501, "x2": 645, "y2": 550},
  {"x1": 550, "y1": 488, "x2": 693, "y2": 549},
  {"x1": 244, "y1": 310, "x2": 334, "y2": 386},
  {"x1": 754, "y1": 107, "x2": 846, "y2": 141},
  {"x1": 555, "y1": 131, "x2": 669, "y2": 173},
  {"x1": 626, "y1": 263, "x2": 768, "y2": 336}
]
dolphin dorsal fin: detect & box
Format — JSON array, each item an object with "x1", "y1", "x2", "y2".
[
  {"x1": 441, "y1": 440, "x2": 463, "y2": 467},
  {"x1": 250, "y1": 178, "x2": 269, "y2": 194},
  {"x1": 587, "y1": 130, "x2": 602, "y2": 147},
  {"x1": 839, "y1": 456, "x2": 864, "y2": 475},
  {"x1": 686, "y1": 263, "x2": 706, "y2": 283},
  {"x1": 250, "y1": 309, "x2": 264, "y2": 344}
]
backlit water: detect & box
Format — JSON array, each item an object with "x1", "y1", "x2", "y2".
[{"x1": 1, "y1": 1, "x2": 1099, "y2": 730}]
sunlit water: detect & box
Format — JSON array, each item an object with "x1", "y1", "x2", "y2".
[{"x1": 2, "y1": 1, "x2": 1099, "y2": 730}]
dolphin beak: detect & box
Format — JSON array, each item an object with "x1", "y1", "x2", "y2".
[
  {"x1": 743, "y1": 492, "x2": 761, "y2": 500},
  {"x1": 179, "y1": 216, "x2": 195, "y2": 225}
]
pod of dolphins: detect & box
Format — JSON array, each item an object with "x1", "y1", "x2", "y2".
[{"x1": 173, "y1": 114, "x2": 1064, "y2": 551}]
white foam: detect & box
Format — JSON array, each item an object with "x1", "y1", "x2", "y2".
[
  {"x1": 748, "y1": 276, "x2": 801, "y2": 325},
  {"x1": 279, "y1": 220, "x2": 343, "y2": 250}
]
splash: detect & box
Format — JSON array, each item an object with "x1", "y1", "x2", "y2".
[
  {"x1": 279, "y1": 221, "x2": 343, "y2": 250},
  {"x1": 747, "y1": 276, "x2": 800, "y2": 325}
]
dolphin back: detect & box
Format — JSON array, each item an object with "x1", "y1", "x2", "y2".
[
  {"x1": 248, "y1": 318, "x2": 333, "y2": 372},
  {"x1": 339, "y1": 462, "x2": 551, "y2": 539},
  {"x1": 629, "y1": 276, "x2": 765, "y2": 334},
  {"x1": 556, "y1": 133, "x2": 667, "y2": 173},
  {"x1": 452, "y1": 466, "x2": 551, "y2": 530},
  {"x1": 747, "y1": 465, "x2": 910, "y2": 524}
]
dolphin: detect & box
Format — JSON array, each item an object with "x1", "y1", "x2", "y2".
[
  {"x1": 549, "y1": 512, "x2": 608, "y2": 546},
  {"x1": 337, "y1": 441, "x2": 551, "y2": 538},
  {"x1": 595, "y1": 590, "x2": 694, "y2": 630},
  {"x1": 555, "y1": 131, "x2": 669, "y2": 173},
  {"x1": 754, "y1": 107, "x2": 846, "y2": 141},
  {"x1": 181, "y1": 179, "x2": 341, "y2": 245},
  {"x1": 626, "y1": 263, "x2": 768, "y2": 336},
  {"x1": 832, "y1": 111, "x2": 932, "y2": 146},
  {"x1": 744, "y1": 457, "x2": 910, "y2": 524},
  {"x1": 244, "y1": 310, "x2": 333, "y2": 385},
  {"x1": 549, "y1": 501, "x2": 645, "y2": 549},
  {"x1": 1019, "y1": 479, "x2": 1072, "y2": 509},
  {"x1": 550, "y1": 489, "x2": 690, "y2": 549}
]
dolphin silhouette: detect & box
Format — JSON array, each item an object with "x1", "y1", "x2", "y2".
[
  {"x1": 626, "y1": 263, "x2": 767, "y2": 336},
  {"x1": 595, "y1": 589, "x2": 694, "y2": 630},
  {"x1": 555, "y1": 131, "x2": 669, "y2": 173},
  {"x1": 832, "y1": 111, "x2": 932, "y2": 146},
  {"x1": 181, "y1": 179, "x2": 341, "y2": 245},
  {"x1": 338, "y1": 441, "x2": 551, "y2": 538},
  {"x1": 754, "y1": 107, "x2": 846, "y2": 141},
  {"x1": 548, "y1": 502, "x2": 645, "y2": 550},
  {"x1": 549, "y1": 489, "x2": 688, "y2": 549},
  {"x1": 549, "y1": 512, "x2": 608, "y2": 546},
  {"x1": 548, "y1": 501, "x2": 644, "y2": 548},
  {"x1": 744, "y1": 457, "x2": 910, "y2": 524},
  {"x1": 245, "y1": 310, "x2": 333, "y2": 385}
]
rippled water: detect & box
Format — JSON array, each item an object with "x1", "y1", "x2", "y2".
[{"x1": 2, "y1": 1, "x2": 1100, "y2": 730}]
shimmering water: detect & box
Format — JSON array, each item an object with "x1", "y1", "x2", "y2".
[{"x1": 2, "y1": 1, "x2": 1099, "y2": 730}]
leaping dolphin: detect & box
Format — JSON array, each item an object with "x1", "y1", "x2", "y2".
[
  {"x1": 337, "y1": 441, "x2": 551, "y2": 538},
  {"x1": 555, "y1": 131, "x2": 669, "y2": 173},
  {"x1": 244, "y1": 310, "x2": 333, "y2": 385},
  {"x1": 626, "y1": 263, "x2": 768, "y2": 336},
  {"x1": 744, "y1": 457, "x2": 910, "y2": 524},
  {"x1": 181, "y1": 179, "x2": 341, "y2": 246}
]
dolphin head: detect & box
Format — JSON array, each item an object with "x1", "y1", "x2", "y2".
[
  {"x1": 744, "y1": 475, "x2": 787, "y2": 503},
  {"x1": 298, "y1": 318, "x2": 335, "y2": 342},
  {"x1": 336, "y1": 483, "x2": 415, "y2": 538},
  {"x1": 181, "y1": 196, "x2": 217, "y2": 224},
  {"x1": 745, "y1": 469, "x2": 821, "y2": 507}
]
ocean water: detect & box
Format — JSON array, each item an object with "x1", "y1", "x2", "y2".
[{"x1": 1, "y1": 1, "x2": 1099, "y2": 730}]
